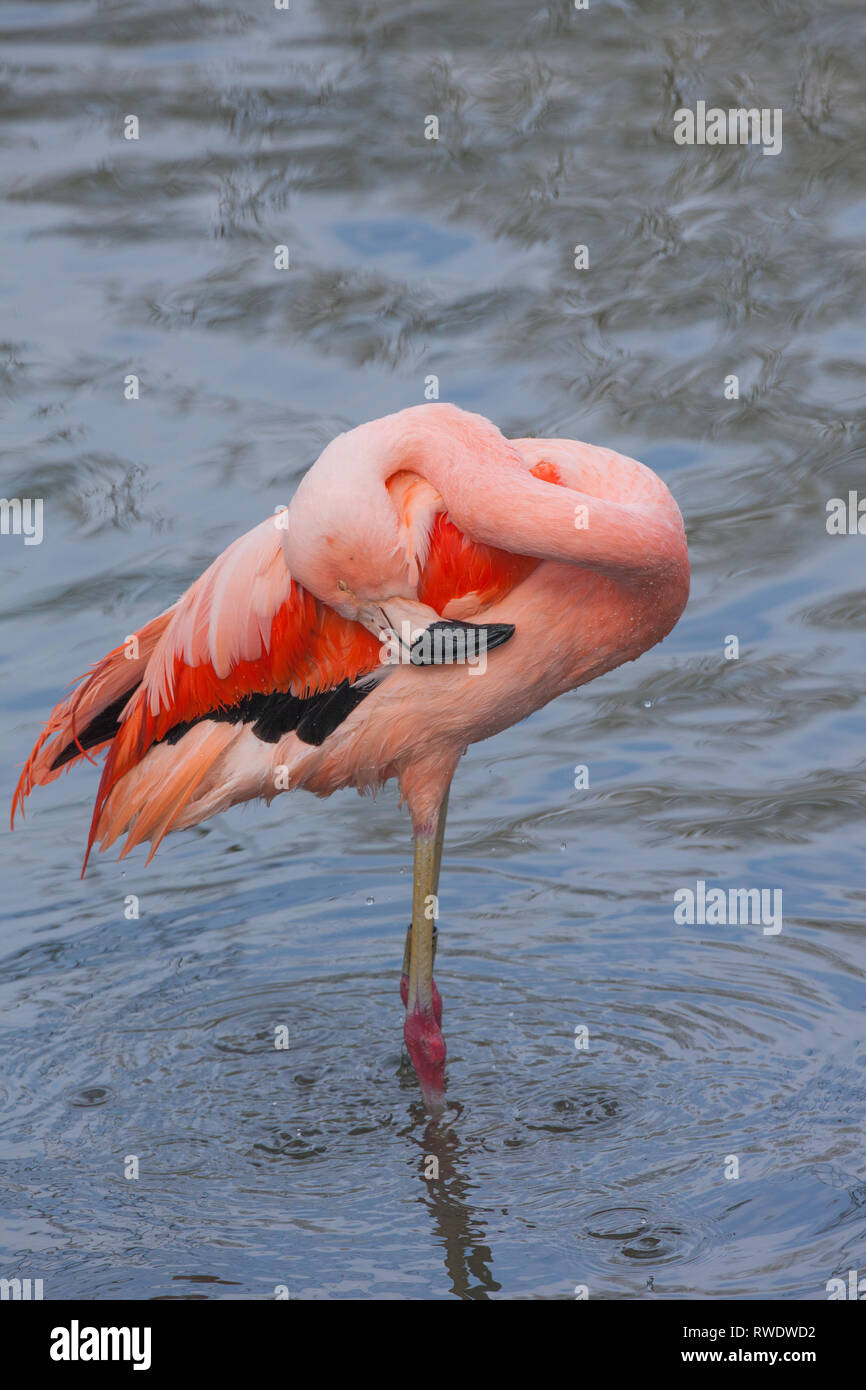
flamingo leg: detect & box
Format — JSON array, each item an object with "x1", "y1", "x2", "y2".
[
  {"x1": 402, "y1": 788, "x2": 450, "y2": 1108},
  {"x1": 401, "y1": 784, "x2": 449, "y2": 991},
  {"x1": 430, "y1": 782, "x2": 450, "y2": 896}
]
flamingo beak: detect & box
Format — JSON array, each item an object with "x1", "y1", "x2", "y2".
[
  {"x1": 408, "y1": 619, "x2": 515, "y2": 664},
  {"x1": 355, "y1": 598, "x2": 515, "y2": 669},
  {"x1": 355, "y1": 596, "x2": 439, "y2": 645}
]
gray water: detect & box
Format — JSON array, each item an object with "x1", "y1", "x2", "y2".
[{"x1": 1, "y1": 0, "x2": 865, "y2": 1301}]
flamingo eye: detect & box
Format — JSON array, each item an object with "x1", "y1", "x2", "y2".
[{"x1": 336, "y1": 579, "x2": 349, "y2": 592}]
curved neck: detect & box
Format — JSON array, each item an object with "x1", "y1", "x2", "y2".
[{"x1": 373, "y1": 404, "x2": 688, "y2": 590}]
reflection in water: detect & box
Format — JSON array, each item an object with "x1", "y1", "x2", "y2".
[{"x1": 411, "y1": 1106, "x2": 501, "y2": 1299}]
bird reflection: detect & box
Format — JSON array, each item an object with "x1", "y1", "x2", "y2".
[{"x1": 405, "y1": 1102, "x2": 501, "y2": 1298}]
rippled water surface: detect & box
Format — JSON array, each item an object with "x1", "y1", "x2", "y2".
[{"x1": 1, "y1": 0, "x2": 865, "y2": 1300}]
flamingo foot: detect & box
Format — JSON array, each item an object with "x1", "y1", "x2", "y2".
[{"x1": 403, "y1": 1002, "x2": 447, "y2": 1111}]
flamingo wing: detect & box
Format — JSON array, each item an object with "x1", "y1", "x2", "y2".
[{"x1": 11, "y1": 516, "x2": 380, "y2": 853}]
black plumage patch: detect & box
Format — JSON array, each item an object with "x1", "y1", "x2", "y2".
[
  {"x1": 50, "y1": 685, "x2": 138, "y2": 770},
  {"x1": 294, "y1": 680, "x2": 374, "y2": 744},
  {"x1": 49, "y1": 677, "x2": 377, "y2": 771},
  {"x1": 162, "y1": 678, "x2": 377, "y2": 750}
]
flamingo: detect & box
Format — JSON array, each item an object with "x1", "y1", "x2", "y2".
[{"x1": 11, "y1": 403, "x2": 689, "y2": 1108}]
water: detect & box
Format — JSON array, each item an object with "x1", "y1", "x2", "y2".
[{"x1": 1, "y1": 0, "x2": 865, "y2": 1300}]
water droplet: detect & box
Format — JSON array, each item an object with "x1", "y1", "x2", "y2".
[
  {"x1": 560, "y1": 842, "x2": 566, "y2": 851},
  {"x1": 66, "y1": 1085, "x2": 111, "y2": 1108},
  {"x1": 366, "y1": 895, "x2": 374, "y2": 905},
  {"x1": 643, "y1": 699, "x2": 653, "y2": 708}
]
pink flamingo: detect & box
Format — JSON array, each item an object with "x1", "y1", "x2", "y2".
[{"x1": 12, "y1": 404, "x2": 689, "y2": 1107}]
